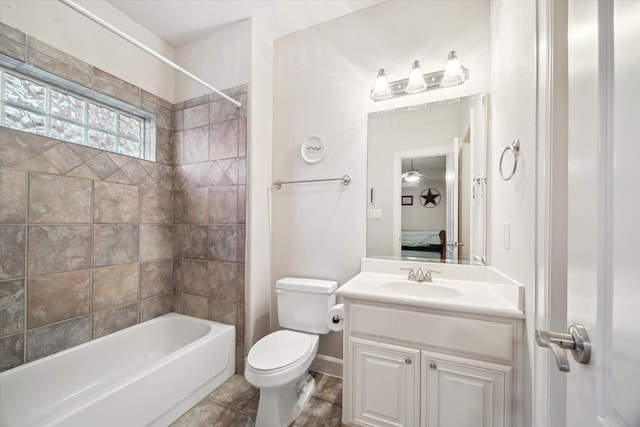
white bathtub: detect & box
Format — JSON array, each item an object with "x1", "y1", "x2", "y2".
[{"x1": 0, "y1": 313, "x2": 235, "y2": 427}]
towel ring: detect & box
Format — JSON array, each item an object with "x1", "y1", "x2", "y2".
[{"x1": 499, "y1": 139, "x2": 520, "y2": 181}]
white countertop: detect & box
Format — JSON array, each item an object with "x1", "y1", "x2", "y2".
[{"x1": 336, "y1": 267, "x2": 525, "y2": 320}]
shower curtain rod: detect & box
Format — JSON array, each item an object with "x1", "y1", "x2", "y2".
[{"x1": 57, "y1": 0, "x2": 242, "y2": 108}]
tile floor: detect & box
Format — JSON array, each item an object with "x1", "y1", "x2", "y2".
[{"x1": 170, "y1": 371, "x2": 344, "y2": 426}]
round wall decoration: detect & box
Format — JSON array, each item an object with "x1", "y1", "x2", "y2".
[
  {"x1": 419, "y1": 188, "x2": 441, "y2": 208},
  {"x1": 301, "y1": 136, "x2": 326, "y2": 164}
]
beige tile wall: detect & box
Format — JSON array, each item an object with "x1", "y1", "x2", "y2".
[
  {"x1": 0, "y1": 128, "x2": 176, "y2": 370},
  {"x1": 172, "y1": 87, "x2": 248, "y2": 374},
  {"x1": 0, "y1": 23, "x2": 248, "y2": 373}
]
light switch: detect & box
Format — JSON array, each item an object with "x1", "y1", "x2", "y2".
[
  {"x1": 369, "y1": 209, "x2": 383, "y2": 219},
  {"x1": 504, "y1": 223, "x2": 510, "y2": 249}
]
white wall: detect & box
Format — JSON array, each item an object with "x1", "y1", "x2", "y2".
[
  {"x1": 489, "y1": 1, "x2": 537, "y2": 425},
  {"x1": 0, "y1": 0, "x2": 254, "y2": 105},
  {"x1": 246, "y1": 18, "x2": 273, "y2": 351},
  {"x1": 272, "y1": 0, "x2": 491, "y2": 366},
  {"x1": 174, "y1": 19, "x2": 252, "y2": 103},
  {"x1": 0, "y1": 0, "x2": 176, "y2": 102},
  {"x1": 401, "y1": 178, "x2": 447, "y2": 231}
]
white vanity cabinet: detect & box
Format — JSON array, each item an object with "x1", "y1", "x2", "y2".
[
  {"x1": 350, "y1": 338, "x2": 420, "y2": 426},
  {"x1": 343, "y1": 301, "x2": 520, "y2": 427},
  {"x1": 421, "y1": 352, "x2": 511, "y2": 427}
]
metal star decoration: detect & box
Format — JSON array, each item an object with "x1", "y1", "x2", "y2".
[{"x1": 420, "y1": 188, "x2": 441, "y2": 207}]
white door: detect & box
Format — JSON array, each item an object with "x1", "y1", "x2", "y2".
[
  {"x1": 421, "y1": 352, "x2": 511, "y2": 427},
  {"x1": 470, "y1": 95, "x2": 488, "y2": 266},
  {"x1": 542, "y1": 1, "x2": 640, "y2": 426},
  {"x1": 350, "y1": 337, "x2": 420, "y2": 426},
  {"x1": 445, "y1": 138, "x2": 460, "y2": 261}
]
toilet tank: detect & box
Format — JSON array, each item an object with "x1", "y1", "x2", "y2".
[{"x1": 276, "y1": 277, "x2": 337, "y2": 334}]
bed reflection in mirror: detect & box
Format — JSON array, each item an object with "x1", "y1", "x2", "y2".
[{"x1": 367, "y1": 94, "x2": 488, "y2": 265}]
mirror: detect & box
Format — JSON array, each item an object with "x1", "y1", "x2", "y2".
[{"x1": 367, "y1": 94, "x2": 488, "y2": 265}]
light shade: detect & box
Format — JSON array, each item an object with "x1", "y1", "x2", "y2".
[
  {"x1": 371, "y1": 68, "x2": 391, "y2": 101},
  {"x1": 440, "y1": 51, "x2": 465, "y2": 87},
  {"x1": 401, "y1": 159, "x2": 427, "y2": 183},
  {"x1": 405, "y1": 60, "x2": 427, "y2": 94},
  {"x1": 403, "y1": 171, "x2": 421, "y2": 183}
]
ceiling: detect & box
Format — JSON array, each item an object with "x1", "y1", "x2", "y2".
[{"x1": 107, "y1": 0, "x2": 384, "y2": 47}]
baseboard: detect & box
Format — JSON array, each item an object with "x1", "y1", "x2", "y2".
[{"x1": 311, "y1": 354, "x2": 343, "y2": 378}]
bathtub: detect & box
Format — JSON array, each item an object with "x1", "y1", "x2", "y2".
[{"x1": 0, "y1": 313, "x2": 235, "y2": 427}]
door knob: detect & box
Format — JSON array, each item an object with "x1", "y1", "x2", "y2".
[{"x1": 535, "y1": 324, "x2": 591, "y2": 372}]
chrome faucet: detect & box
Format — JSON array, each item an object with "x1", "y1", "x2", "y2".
[
  {"x1": 422, "y1": 268, "x2": 441, "y2": 282},
  {"x1": 401, "y1": 267, "x2": 417, "y2": 281},
  {"x1": 401, "y1": 266, "x2": 441, "y2": 282}
]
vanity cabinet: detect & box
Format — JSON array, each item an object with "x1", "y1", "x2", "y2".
[
  {"x1": 421, "y1": 352, "x2": 511, "y2": 427},
  {"x1": 343, "y1": 301, "x2": 519, "y2": 427},
  {"x1": 350, "y1": 338, "x2": 420, "y2": 426}
]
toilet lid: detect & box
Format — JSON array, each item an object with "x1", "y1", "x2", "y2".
[{"x1": 248, "y1": 330, "x2": 314, "y2": 371}]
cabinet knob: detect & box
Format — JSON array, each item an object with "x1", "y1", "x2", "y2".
[
  {"x1": 429, "y1": 362, "x2": 437, "y2": 370},
  {"x1": 405, "y1": 358, "x2": 412, "y2": 365}
]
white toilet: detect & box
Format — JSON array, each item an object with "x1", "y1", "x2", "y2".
[{"x1": 245, "y1": 277, "x2": 337, "y2": 427}]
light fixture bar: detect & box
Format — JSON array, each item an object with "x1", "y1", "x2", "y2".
[{"x1": 370, "y1": 67, "x2": 469, "y2": 101}]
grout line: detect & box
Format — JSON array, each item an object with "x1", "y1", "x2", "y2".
[
  {"x1": 136, "y1": 184, "x2": 141, "y2": 325},
  {"x1": 22, "y1": 171, "x2": 29, "y2": 365},
  {"x1": 204, "y1": 393, "x2": 256, "y2": 414},
  {"x1": 312, "y1": 395, "x2": 344, "y2": 407},
  {"x1": 89, "y1": 179, "x2": 94, "y2": 338}
]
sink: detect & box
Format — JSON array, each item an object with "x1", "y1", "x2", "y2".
[{"x1": 381, "y1": 282, "x2": 463, "y2": 298}]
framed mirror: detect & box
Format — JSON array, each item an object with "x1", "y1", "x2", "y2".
[{"x1": 367, "y1": 93, "x2": 488, "y2": 265}]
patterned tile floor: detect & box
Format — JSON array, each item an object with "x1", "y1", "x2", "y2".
[{"x1": 170, "y1": 371, "x2": 344, "y2": 426}]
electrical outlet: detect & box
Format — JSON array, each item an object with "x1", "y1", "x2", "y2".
[{"x1": 369, "y1": 209, "x2": 383, "y2": 219}]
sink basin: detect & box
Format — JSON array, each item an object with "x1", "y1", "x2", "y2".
[{"x1": 381, "y1": 282, "x2": 463, "y2": 298}]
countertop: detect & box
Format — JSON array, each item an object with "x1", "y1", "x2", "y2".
[{"x1": 336, "y1": 270, "x2": 524, "y2": 320}]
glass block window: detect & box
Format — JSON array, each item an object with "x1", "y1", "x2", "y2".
[{"x1": 0, "y1": 68, "x2": 147, "y2": 159}]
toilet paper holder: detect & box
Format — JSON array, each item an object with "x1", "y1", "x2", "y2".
[{"x1": 326, "y1": 303, "x2": 345, "y2": 331}]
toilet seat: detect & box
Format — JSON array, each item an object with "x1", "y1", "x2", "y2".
[{"x1": 248, "y1": 330, "x2": 315, "y2": 373}]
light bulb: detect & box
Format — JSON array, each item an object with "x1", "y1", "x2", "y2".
[
  {"x1": 440, "y1": 51, "x2": 466, "y2": 87},
  {"x1": 405, "y1": 60, "x2": 427, "y2": 94},
  {"x1": 404, "y1": 173, "x2": 421, "y2": 183},
  {"x1": 371, "y1": 68, "x2": 391, "y2": 101}
]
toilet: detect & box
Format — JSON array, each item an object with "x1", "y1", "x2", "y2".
[{"x1": 245, "y1": 277, "x2": 337, "y2": 427}]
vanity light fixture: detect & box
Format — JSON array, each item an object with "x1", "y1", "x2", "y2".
[
  {"x1": 440, "y1": 51, "x2": 466, "y2": 87},
  {"x1": 405, "y1": 60, "x2": 427, "y2": 94},
  {"x1": 370, "y1": 51, "x2": 468, "y2": 101},
  {"x1": 371, "y1": 68, "x2": 391, "y2": 101}
]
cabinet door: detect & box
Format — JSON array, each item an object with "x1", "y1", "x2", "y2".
[
  {"x1": 350, "y1": 337, "x2": 420, "y2": 427},
  {"x1": 422, "y1": 352, "x2": 512, "y2": 427}
]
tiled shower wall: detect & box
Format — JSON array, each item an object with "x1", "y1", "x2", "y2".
[
  {"x1": 171, "y1": 89, "x2": 248, "y2": 374},
  {"x1": 0, "y1": 23, "x2": 248, "y2": 373},
  {"x1": 0, "y1": 128, "x2": 175, "y2": 371}
]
